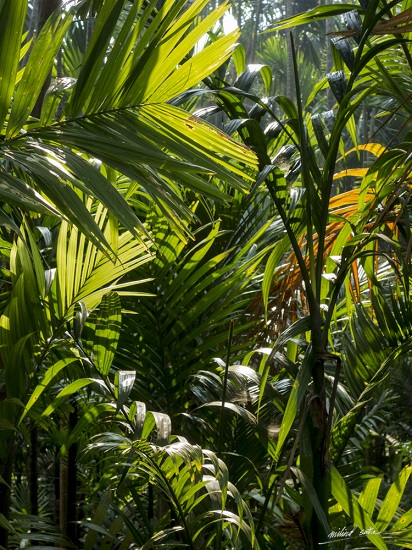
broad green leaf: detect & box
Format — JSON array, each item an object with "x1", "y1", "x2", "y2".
[
  {"x1": 60, "y1": 403, "x2": 115, "y2": 456},
  {"x1": 121, "y1": 0, "x2": 215, "y2": 104},
  {"x1": 40, "y1": 76, "x2": 76, "y2": 126},
  {"x1": 232, "y1": 44, "x2": 246, "y2": 77},
  {"x1": 0, "y1": 419, "x2": 17, "y2": 431},
  {"x1": 0, "y1": 513, "x2": 18, "y2": 535},
  {"x1": 0, "y1": 0, "x2": 27, "y2": 130},
  {"x1": 140, "y1": 527, "x2": 186, "y2": 550},
  {"x1": 129, "y1": 401, "x2": 147, "y2": 438},
  {"x1": 19, "y1": 357, "x2": 79, "y2": 424},
  {"x1": 66, "y1": 224, "x2": 78, "y2": 314},
  {"x1": 56, "y1": 220, "x2": 68, "y2": 320},
  {"x1": 0, "y1": 209, "x2": 23, "y2": 238},
  {"x1": 47, "y1": 146, "x2": 147, "y2": 238},
  {"x1": 33, "y1": 105, "x2": 257, "y2": 239},
  {"x1": 147, "y1": 30, "x2": 239, "y2": 103},
  {"x1": 359, "y1": 475, "x2": 383, "y2": 517},
  {"x1": 115, "y1": 371, "x2": 136, "y2": 412},
  {"x1": 0, "y1": 268, "x2": 43, "y2": 398},
  {"x1": 234, "y1": 64, "x2": 272, "y2": 95},
  {"x1": 346, "y1": 114, "x2": 358, "y2": 149},
  {"x1": 132, "y1": 104, "x2": 257, "y2": 185},
  {"x1": 144, "y1": 412, "x2": 171, "y2": 446},
  {"x1": 99, "y1": 0, "x2": 185, "y2": 110},
  {"x1": 93, "y1": 292, "x2": 122, "y2": 377},
  {"x1": 331, "y1": 465, "x2": 387, "y2": 550},
  {"x1": 83, "y1": 492, "x2": 112, "y2": 550},
  {"x1": 264, "y1": 4, "x2": 361, "y2": 33},
  {"x1": 39, "y1": 378, "x2": 102, "y2": 420},
  {"x1": 22, "y1": 221, "x2": 47, "y2": 299},
  {"x1": 275, "y1": 347, "x2": 312, "y2": 461},
  {"x1": 7, "y1": 5, "x2": 74, "y2": 137},
  {"x1": 4, "y1": 148, "x2": 113, "y2": 255},
  {"x1": 66, "y1": 0, "x2": 128, "y2": 118},
  {"x1": 391, "y1": 508, "x2": 412, "y2": 532},
  {"x1": 0, "y1": 172, "x2": 62, "y2": 216},
  {"x1": 291, "y1": 467, "x2": 330, "y2": 536},
  {"x1": 52, "y1": 202, "x2": 153, "y2": 322},
  {"x1": 86, "y1": 0, "x2": 147, "y2": 114},
  {"x1": 197, "y1": 401, "x2": 257, "y2": 425},
  {"x1": 330, "y1": 401, "x2": 369, "y2": 463},
  {"x1": 375, "y1": 466, "x2": 412, "y2": 533},
  {"x1": 262, "y1": 236, "x2": 292, "y2": 320},
  {"x1": 275, "y1": 95, "x2": 298, "y2": 119}
]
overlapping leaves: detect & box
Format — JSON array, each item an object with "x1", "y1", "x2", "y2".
[{"x1": 0, "y1": 0, "x2": 258, "y2": 249}]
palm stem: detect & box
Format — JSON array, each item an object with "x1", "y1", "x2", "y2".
[{"x1": 217, "y1": 320, "x2": 234, "y2": 456}]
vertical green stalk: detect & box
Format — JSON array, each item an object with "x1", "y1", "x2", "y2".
[
  {"x1": 67, "y1": 404, "x2": 78, "y2": 545},
  {"x1": 0, "y1": 435, "x2": 14, "y2": 549},
  {"x1": 290, "y1": 32, "x2": 318, "y2": 301},
  {"x1": 290, "y1": 32, "x2": 329, "y2": 548},
  {"x1": 29, "y1": 424, "x2": 39, "y2": 518},
  {"x1": 217, "y1": 320, "x2": 234, "y2": 456},
  {"x1": 59, "y1": 420, "x2": 68, "y2": 537},
  {"x1": 216, "y1": 320, "x2": 234, "y2": 550}
]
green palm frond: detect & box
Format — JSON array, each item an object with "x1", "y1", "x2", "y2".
[
  {"x1": 51, "y1": 201, "x2": 153, "y2": 322},
  {"x1": 115, "y1": 209, "x2": 269, "y2": 416},
  {"x1": 330, "y1": 285, "x2": 412, "y2": 465},
  {"x1": 0, "y1": 0, "x2": 258, "y2": 249},
  {"x1": 83, "y1": 407, "x2": 257, "y2": 548}
]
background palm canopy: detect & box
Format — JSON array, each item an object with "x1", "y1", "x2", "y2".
[{"x1": 1, "y1": 0, "x2": 412, "y2": 549}]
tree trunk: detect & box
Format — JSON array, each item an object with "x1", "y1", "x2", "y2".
[
  {"x1": 29, "y1": 424, "x2": 39, "y2": 523},
  {"x1": 54, "y1": 452, "x2": 60, "y2": 527},
  {"x1": 0, "y1": 437, "x2": 15, "y2": 549},
  {"x1": 249, "y1": 0, "x2": 263, "y2": 63},
  {"x1": 66, "y1": 406, "x2": 78, "y2": 545},
  {"x1": 309, "y1": 365, "x2": 328, "y2": 548},
  {"x1": 59, "y1": 453, "x2": 68, "y2": 537},
  {"x1": 236, "y1": 0, "x2": 242, "y2": 29},
  {"x1": 22, "y1": 0, "x2": 39, "y2": 67},
  {"x1": 306, "y1": 317, "x2": 329, "y2": 548}
]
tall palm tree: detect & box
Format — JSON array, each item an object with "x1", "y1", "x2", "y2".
[{"x1": 182, "y1": 1, "x2": 412, "y2": 547}]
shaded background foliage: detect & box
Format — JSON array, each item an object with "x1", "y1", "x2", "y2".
[{"x1": 1, "y1": 0, "x2": 412, "y2": 549}]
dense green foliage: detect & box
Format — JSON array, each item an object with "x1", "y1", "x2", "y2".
[{"x1": 0, "y1": 0, "x2": 412, "y2": 548}]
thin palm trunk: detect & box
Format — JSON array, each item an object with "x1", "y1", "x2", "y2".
[
  {"x1": 59, "y1": 415, "x2": 68, "y2": 541},
  {"x1": 59, "y1": 450, "x2": 68, "y2": 538},
  {"x1": 250, "y1": 0, "x2": 263, "y2": 63},
  {"x1": 22, "y1": 0, "x2": 39, "y2": 67},
  {"x1": 237, "y1": 0, "x2": 241, "y2": 28},
  {"x1": 66, "y1": 405, "x2": 78, "y2": 544},
  {"x1": 29, "y1": 424, "x2": 39, "y2": 523},
  {"x1": 309, "y1": 353, "x2": 328, "y2": 548},
  {"x1": 0, "y1": 437, "x2": 14, "y2": 549}
]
